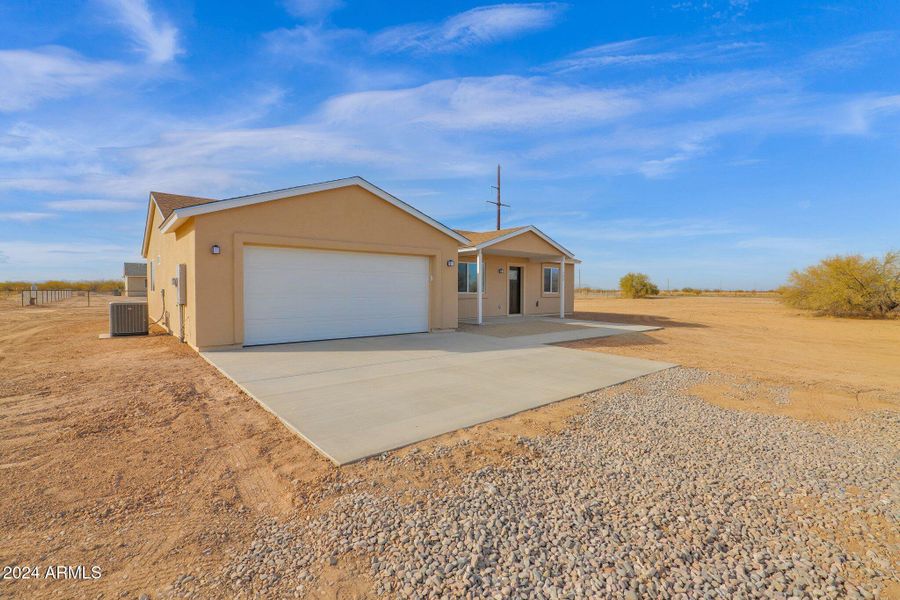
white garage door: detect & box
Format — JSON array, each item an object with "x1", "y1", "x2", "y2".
[{"x1": 243, "y1": 246, "x2": 429, "y2": 345}]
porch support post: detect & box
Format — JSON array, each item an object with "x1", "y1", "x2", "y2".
[
  {"x1": 559, "y1": 256, "x2": 566, "y2": 319},
  {"x1": 476, "y1": 249, "x2": 483, "y2": 325}
]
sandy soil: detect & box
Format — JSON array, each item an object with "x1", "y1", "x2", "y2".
[
  {"x1": 0, "y1": 295, "x2": 896, "y2": 598},
  {"x1": 0, "y1": 298, "x2": 560, "y2": 598},
  {"x1": 0, "y1": 297, "x2": 332, "y2": 598},
  {"x1": 565, "y1": 296, "x2": 900, "y2": 422}
]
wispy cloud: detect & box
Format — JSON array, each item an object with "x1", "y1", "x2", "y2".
[
  {"x1": 0, "y1": 47, "x2": 123, "y2": 112},
  {"x1": 0, "y1": 211, "x2": 56, "y2": 222},
  {"x1": 670, "y1": 0, "x2": 755, "y2": 20},
  {"x1": 282, "y1": 0, "x2": 344, "y2": 20},
  {"x1": 46, "y1": 199, "x2": 141, "y2": 212},
  {"x1": 265, "y1": 25, "x2": 364, "y2": 66},
  {"x1": 562, "y1": 218, "x2": 742, "y2": 242},
  {"x1": 4, "y1": 30, "x2": 900, "y2": 209},
  {"x1": 549, "y1": 38, "x2": 679, "y2": 73},
  {"x1": 837, "y1": 94, "x2": 900, "y2": 134},
  {"x1": 548, "y1": 37, "x2": 766, "y2": 73},
  {"x1": 100, "y1": 0, "x2": 180, "y2": 63},
  {"x1": 320, "y1": 75, "x2": 638, "y2": 130},
  {"x1": 802, "y1": 31, "x2": 897, "y2": 72},
  {"x1": 371, "y1": 3, "x2": 563, "y2": 54}
]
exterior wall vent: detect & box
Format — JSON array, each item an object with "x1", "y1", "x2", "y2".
[{"x1": 109, "y1": 302, "x2": 149, "y2": 336}]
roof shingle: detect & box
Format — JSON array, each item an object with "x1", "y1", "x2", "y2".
[
  {"x1": 453, "y1": 226, "x2": 527, "y2": 247},
  {"x1": 151, "y1": 191, "x2": 218, "y2": 219}
]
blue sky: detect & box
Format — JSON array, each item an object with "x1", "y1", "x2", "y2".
[{"x1": 0, "y1": 0, "x2": 898, "y2": 288}]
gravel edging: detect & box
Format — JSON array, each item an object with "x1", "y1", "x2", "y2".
[{"x1": 179, "y1": 367, "x2": 899, "y2": 599}]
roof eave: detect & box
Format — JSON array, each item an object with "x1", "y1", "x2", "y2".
[
  {"x1": 157, "y1": 176, "x2": 471, "y2": 244},
  {"x1": 459, "y1": 226, "x2": 576, "y2": 259},
  {"x1": 140, "y1": 194, "x2": 159, "y2": 258},
  {"x1": 158, "y1": 211, "x2": 180, "y2": 234}
]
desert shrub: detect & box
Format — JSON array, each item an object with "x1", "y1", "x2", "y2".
[
  {"x1": 779, "y1": 251, "x2": 899, "y2": 317},
  {"x1": 680, "y1": 287, "x2": 703, "y2": 295},
  {"x1": 619, "y1": 272, "x2": 659, "y2": 298}
]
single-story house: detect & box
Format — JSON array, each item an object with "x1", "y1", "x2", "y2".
[
  {"x1": 123, "y1": 262, "x2": 147, "y2": 297},
  {"x1": 141, "y1": 177, "x2": 577, "y2": 349}
]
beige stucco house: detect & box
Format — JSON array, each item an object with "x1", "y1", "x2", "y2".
[
  {"x1": 123, "y1": 262, "x2": 147, "y2": 297},
  {"x1": 141, "y1": 177, "x2": 577, "y2": 350}
]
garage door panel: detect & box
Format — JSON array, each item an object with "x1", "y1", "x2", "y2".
[
  {"x1": 243, "y1": 246, "x2": 429, "y2": 345},
  {"x1": 244, "y1": 315, "x2": 427, "y2": 344}
]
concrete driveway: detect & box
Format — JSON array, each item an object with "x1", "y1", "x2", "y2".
[{"x1": 201, "y1": 319, "x2": 674, "y2": 464}]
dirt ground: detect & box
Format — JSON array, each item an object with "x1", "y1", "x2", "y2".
[
  {"x1": 0, "y1": 295, "x2": 897, "y2": 598},
  {"x1": 566, "y1": 295, "x2": 900, "y2": 422}
]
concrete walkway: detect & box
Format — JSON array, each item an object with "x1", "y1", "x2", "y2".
[{"x1": 202, "y1": 320, "x2": 674, "y2": 464}]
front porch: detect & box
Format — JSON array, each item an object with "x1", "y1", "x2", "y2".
[{"x1": 455, "y1": 226, "x2": 578, "y2": 325}]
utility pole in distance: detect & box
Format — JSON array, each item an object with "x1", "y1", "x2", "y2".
[{"x1": 487, "y1": 164, "x2": 509, "y2": 230}]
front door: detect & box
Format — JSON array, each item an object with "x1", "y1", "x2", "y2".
[{"x1": 508, "y1": 267, "x2": 522, "y2": 315}]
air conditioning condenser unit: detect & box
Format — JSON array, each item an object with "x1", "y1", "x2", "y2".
[{"x1": 109, "y1": 302, "x2": 149, "y2": 336}]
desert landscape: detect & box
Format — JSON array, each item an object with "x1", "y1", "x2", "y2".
[
  {"x1": 1, "y1": 294, "x2": 897, "y2": 599},
  {"x1": 3, "y1": 2, "x2": 899, "y2": 598}
]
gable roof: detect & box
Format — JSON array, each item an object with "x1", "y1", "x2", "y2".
[
  {"x1": 454, "y1": 226, "x2": 528, "y2": 246},
  {"x1": 123, "y1": 262, "x2": 145, "y2": 277},
  {"x1": 457, "y1": 225, "x2": 575, "y2": 259},
  {"x1": 153, "y1": 176, "x2": 470, "y2": 245},
  {"x1": 141, "y1": 191, "x2": 219, "y2": 257},
  {"x1": 151, "y1": 191, "x2": 217, "y2": 219}
]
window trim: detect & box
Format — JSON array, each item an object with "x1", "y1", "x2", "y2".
[
  {"x1": 457, "y1": 261, "x2": 487, "y2": 294},
  {"x1": 542, "y1": 265, "x2": 560, "y2": 295}
]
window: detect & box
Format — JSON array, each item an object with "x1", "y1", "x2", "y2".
[
  {"x1": 543, "y1": 266, "x2": 559, "y2": 294},
  {"x1": 149, "y1": 260, "x2": 155, "y2": 292},
  {"x1": 457, "y1": 262, "x2": 486, "y2": 293}
]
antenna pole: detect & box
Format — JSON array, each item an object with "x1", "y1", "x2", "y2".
[
  {"x1": 488, "y1": 163, "x2": 510, "y2": 230},
  {"x1": 495, "y1": 164, "x2": 501, "y2": 230}
]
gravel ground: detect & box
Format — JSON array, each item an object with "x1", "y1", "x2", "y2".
[{"x1": 179, "y1": 367, "x2": 899, "y2": 599}]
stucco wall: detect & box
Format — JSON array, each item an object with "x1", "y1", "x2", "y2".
[
  {"x1": 144, "y1": 208, "x2": 197, "y2": 345},
  {"x1": 186, "y1": 185, "x2": 461, "y2": 349},
  {"x1": 124, "y1": 275, "x2": 147, "y2": 297},
  {"x1": 458, "y1": 256, "x2": 575, "y2": 319},
  {"x1": 491, "y1": 230, "x2": 566, "y2": 255}
]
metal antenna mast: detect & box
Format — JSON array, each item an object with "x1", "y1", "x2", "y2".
[{"x1": 487, "y1": 164, "x2": 509, "y2": 230}]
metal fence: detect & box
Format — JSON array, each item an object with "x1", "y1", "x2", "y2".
[
  {"x1": 575, "y1": 289, "x2": 621, "y2": 298},
  {"x1": 19, "y1": 289, "x2": 91, "y2": 306}
]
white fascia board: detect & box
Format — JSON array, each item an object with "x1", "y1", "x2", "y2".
[
  {"x1": 159, "y1": 176, "x2": 471, "y2": 244},
  {"x1": 466, "y1": 226, "x2": 576, "y2": 259},
  {"x1": 141, "y1": 196, "x2": 162, "y2": 258},
  {"x1": 528, "y1": 226, "x2": 576, "y2": 258}
]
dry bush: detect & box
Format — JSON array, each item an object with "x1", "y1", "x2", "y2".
[
  {"x1": 779, "y1": 251, "x2": 899, "y2": 317},
  {"x1": 0, "y1": 279, "x2": 124, "y2": 293},
  {"x1": 619, "y1": 272, "x2": 659, "y2": 298}
]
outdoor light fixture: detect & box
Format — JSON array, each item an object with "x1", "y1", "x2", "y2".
[
  {"x1": 447, "y1": 259, "x2": 455, "y2": 267},
  {"x1": 211, "y1": 244, "x2": 221, "y2": 255},
  {"x1": 498, "y1": 267, "x2": 505, "y2": 274}
]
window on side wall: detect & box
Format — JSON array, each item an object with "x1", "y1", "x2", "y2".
[
  {"x1": 543, "y1": 266, "x2": 559, "y2": 294},
  {"x1": 457, "y1": 262, "x2": 486, "y2": 293}
]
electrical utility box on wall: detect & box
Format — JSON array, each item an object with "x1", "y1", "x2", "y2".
[{"x1": 173, "y1": 263, "x2": 187, "y2": 306}]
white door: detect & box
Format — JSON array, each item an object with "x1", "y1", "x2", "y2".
[{"x1": 243, "y1": 246, "x2": 430, "y2": 345}]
